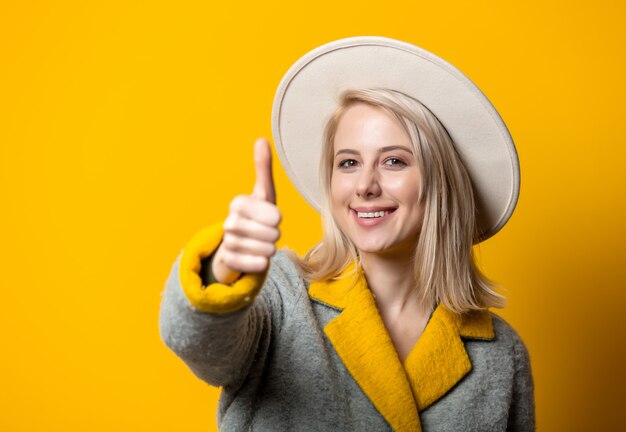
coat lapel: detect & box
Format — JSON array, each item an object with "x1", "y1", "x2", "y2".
[
  {"x1": 309, "y1": 265, "x2": 421, "y2": 432},
  {"x1": 309, "y1": 264, "x2": 495, "y2": 429},
  {"x1": 402, "y1": 305, "x2": 494, "y2": 411}
]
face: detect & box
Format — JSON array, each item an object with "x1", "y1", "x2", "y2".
[{"x1": 331, "y1": 103, "x2": 424, "y2": 259}]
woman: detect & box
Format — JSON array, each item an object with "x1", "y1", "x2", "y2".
[{"x1": 160, "y1": 37, "x2": 534, "y2": 431}]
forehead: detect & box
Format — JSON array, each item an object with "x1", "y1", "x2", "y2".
[{"x1": 333, "y1": 103, "x2": 411, "y2": 152}]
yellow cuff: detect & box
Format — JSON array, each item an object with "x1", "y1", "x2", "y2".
[{"x1": 179, "y1": 223, "x2": 266, "y2": 314}]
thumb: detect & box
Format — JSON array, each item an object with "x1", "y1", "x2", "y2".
[{"x1": 252, "y1": 138, "x2": 276, "y2": 204}]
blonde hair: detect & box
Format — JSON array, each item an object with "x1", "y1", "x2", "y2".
[{"x1": 286, "y1": 88, "x2": 505, "y2": 313}]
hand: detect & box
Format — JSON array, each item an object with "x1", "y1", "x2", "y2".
[{"x1": 211, "y1": 138, "x2": 282, "y2": 285}]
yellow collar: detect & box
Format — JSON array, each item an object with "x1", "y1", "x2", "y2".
[{"x1": 309, "y1": 263, "x2": 494, "y2": 432}]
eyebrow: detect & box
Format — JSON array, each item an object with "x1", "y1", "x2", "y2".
[{"x1": 334, "y1": 145, "x2": 413, "y2": 158}]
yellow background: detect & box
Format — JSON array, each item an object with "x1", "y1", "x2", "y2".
[{"x1": 1, "y1": 1, "x2": 625, "y2": 430}]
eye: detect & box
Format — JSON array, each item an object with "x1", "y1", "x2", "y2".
[
  {"x1": 384, "y1": 157, "x2": 407, "y2": 168},
  {"x1": 337, "y1": 159, "x2": 358, "y2": 169}
]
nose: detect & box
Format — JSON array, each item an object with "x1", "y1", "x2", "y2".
[{"x1": 356, "y1": 167, "x2": 382, "y2": 198}]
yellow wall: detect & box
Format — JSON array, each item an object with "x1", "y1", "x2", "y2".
[{"x1": 2, "y1": 1, "x2": 625, "y2": 430}]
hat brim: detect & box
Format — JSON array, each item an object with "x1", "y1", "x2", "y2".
[{"x1": 271, "y1": 36, "x2": 520, "y2": 242}]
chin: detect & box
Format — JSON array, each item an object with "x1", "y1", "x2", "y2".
[
  {"x1": 354, "y1": 240, "x2": 395, "y2": 255},
  {"x1": 354, "y1": 236, "x2": 418, "y2": 258}
]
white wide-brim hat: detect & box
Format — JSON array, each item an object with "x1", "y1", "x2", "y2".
[{"x1": 271, "y1": 36, "x2": 519, "y2": 242}]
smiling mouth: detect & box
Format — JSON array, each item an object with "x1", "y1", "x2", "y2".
[
  {"x1": 352, "y1": 208, "x2": 398, "y2": 219},
  {"x1": 357, "y1": 211, "x2": 389, "y2": 218}
]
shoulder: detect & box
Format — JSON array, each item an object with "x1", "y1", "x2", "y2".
[
  {"x1": 488, "y1": 312, "x2": 533, "y2": 368},
  {"x1": 488, "y1": 312, "x2": 536, "y2": 427},
  {"x1": 489, "y1": 313, "x2": 528, "y2": 345},
  {"x1": 462, "y1": 311, "x2": 534, "y2": 395}
]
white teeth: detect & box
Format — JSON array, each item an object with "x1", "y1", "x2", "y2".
[{"x1": 357, "y1": 211, "x2": 389, "y2": 218}]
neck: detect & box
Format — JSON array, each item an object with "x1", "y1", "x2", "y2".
[{"x1": 360, "y1": 250, "x2": 430, "y2": 317}]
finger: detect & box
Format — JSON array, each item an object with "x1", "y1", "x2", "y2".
[
  {"x1": 230, "y1": 195, "x2": 282, "y2": 227},
  {"x1": 221, "y1": 251, "x2": 269, "y2": 274},
  {"x1": 252, "y1": 138, "x2": 276, "y2": 204},
  {"x1": 223, "y1": 213, "x2": 281, "y2": 243},
  {"x1": 221, "y1": 233, "x2": 276, "y2": 257}
]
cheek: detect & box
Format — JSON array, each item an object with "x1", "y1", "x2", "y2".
[
  {"x1": 385, "y1": 176, "x2": 421, "y2": 201},
  {"x1": 331, "y1": 176, "x2": 350, "y2": 204}
]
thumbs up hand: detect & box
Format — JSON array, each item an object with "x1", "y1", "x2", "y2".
[{"x1": 212, "y1": 138, "x2": 282, "y2": 285}]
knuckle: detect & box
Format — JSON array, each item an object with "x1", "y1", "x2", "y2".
[
  {"x1": 224, "y1": 253, "x2": 244, "y2": 273},
  {"x1": 261, "y1": 204, "x2": 281, "y2": 226},
  {"x1": 222, "y1": 233, "x2": 237, "y2": 250},
  {"x1": 223, "y1": 214, "x2": 236, "y2": 231},
  {"x1": 244, "y1": 256, "x2": 264, "y2": 273},
  {"x1": 242, "y1": 260, "x2": 253, "y2": 273},
  {"x1": 229, "y1": 195, "x2": 246, "y2": 212},
  {"x1": 256, "y1": 256, "x2": 269, "y2": 272},
  {"x1": 257, "y1": 243, "x2": 273, "y2": 257},
  {"x1": 224, "y1": 213, "x2": 244, "y2": 232},
  {"x1": 275, "y1": 209, "x2": 283, "y2": 225}
]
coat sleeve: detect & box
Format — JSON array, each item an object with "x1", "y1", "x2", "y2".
[
  {"x1": 507, "y1": 335, "x2": 536, "y2": 431},
  {"x1": 158, "y1": 223, "x2": 285, "y2": 389}
]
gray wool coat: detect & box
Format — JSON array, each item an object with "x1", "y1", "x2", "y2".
[{"x1": 159, "y1": 225, "x2": 535, "y2": 431}]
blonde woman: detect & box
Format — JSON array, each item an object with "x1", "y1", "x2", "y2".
[{"x1": 160, "y1": 38, "x2": 534, "y2": 431}]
